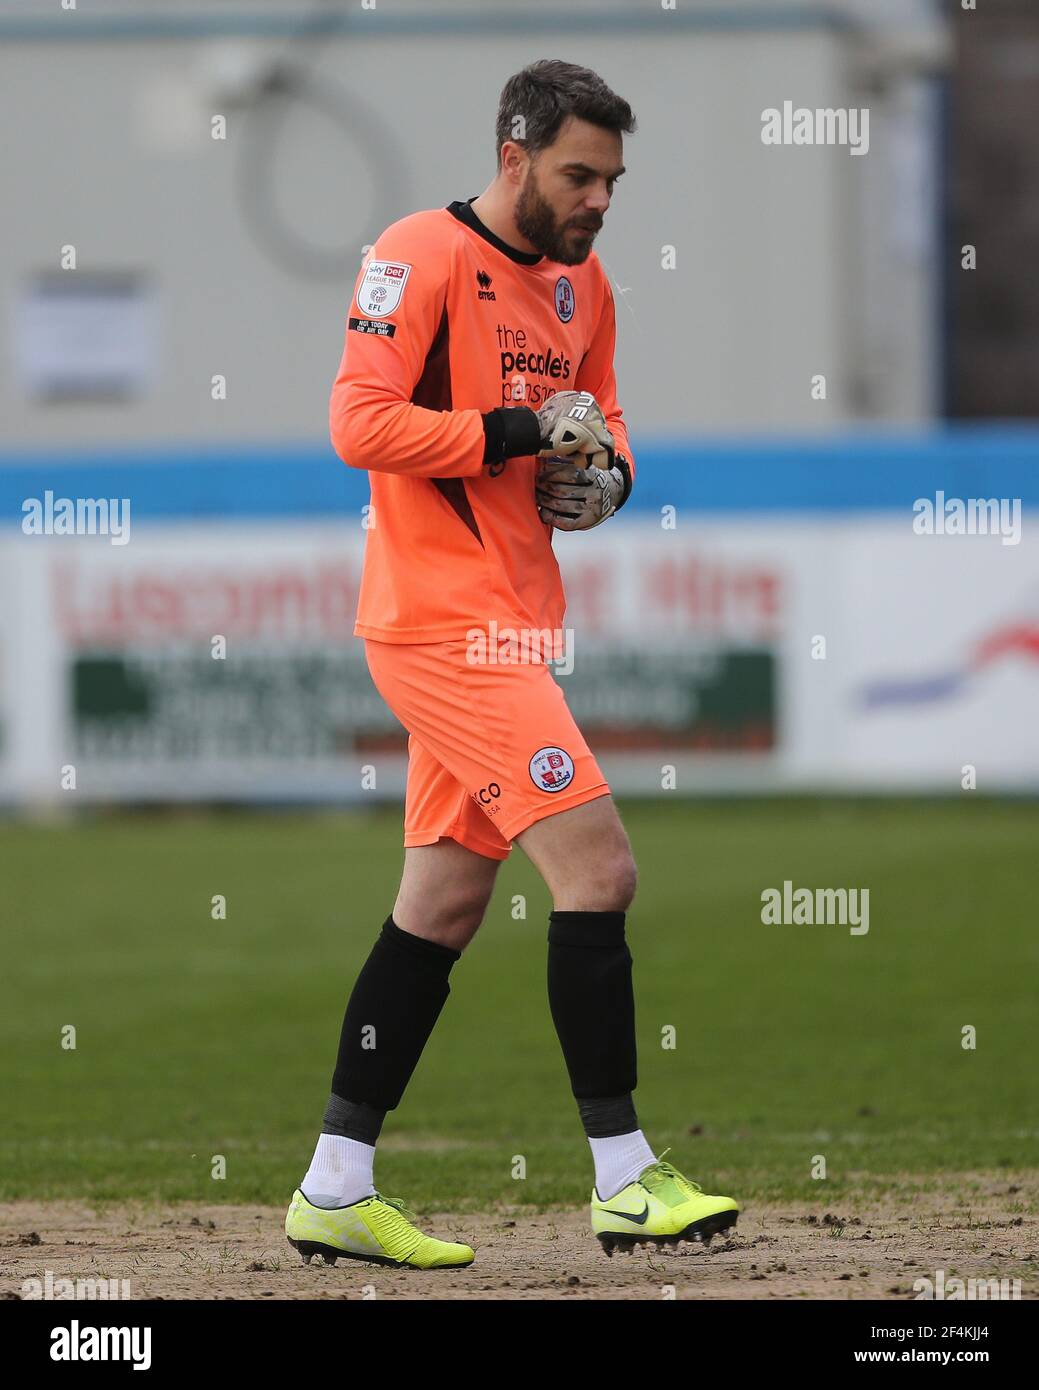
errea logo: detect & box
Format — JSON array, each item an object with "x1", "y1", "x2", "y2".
[{"x1": 476, "y1": 269, "x2": 496, "y2": 301}]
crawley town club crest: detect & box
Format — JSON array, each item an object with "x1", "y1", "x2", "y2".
[
  {"x1": 554, "y1": 276, "x2": 575, "y2": 323},
  {"x1": 529, "y1": 746, "x2": 575, "y2": 793}
]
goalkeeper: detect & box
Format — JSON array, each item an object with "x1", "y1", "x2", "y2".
[{"x1": 285, "y1": 59, "x2": 739, "y2": 1271}]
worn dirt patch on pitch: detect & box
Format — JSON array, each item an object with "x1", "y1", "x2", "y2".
[{"x1": 2, "y1": 1173, "x2": 1036, "y2": 1301}]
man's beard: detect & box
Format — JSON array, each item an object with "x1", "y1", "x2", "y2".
[{"x1": 514, "y1": 171, "x2": 599, "y2": 265}]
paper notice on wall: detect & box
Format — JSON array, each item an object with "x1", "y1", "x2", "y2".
[{"x1": 13, "y1": 272, "x2": 158, "y2": 401}]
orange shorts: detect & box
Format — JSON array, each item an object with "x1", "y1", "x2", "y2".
[{"x1": 364, "y1": 637, "x2": 610, "y2": 860}]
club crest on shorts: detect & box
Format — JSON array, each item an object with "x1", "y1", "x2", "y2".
[
  {"x1": 529, "y1": 746, "x2": 575, "y2": 793},
  {"x1": 554, "y1": 276, "x2": 575, "y2": 323},
  {"x1": 356, "y1": 260, "x2": 411, "y2": 318}
]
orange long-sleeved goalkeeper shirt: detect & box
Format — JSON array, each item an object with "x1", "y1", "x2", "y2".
[{"x1": 330, "y1": 196, "x2": 635, "y2": 643}]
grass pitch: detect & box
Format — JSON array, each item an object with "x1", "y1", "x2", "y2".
[{"x1": 2, "y1": 799, "x2": 1036, "y2": 1212}]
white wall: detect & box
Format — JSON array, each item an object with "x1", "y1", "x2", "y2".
[{"x1": 0, "y1": 2, "x2": 948, "y2": 447}]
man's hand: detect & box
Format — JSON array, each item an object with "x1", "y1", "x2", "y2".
[
  {"x1": 536, "y1": 458, "x2": 626, "y2": 531},
  {"x1": 536, "y1": 390, "x2": 615, "y2": 471}
]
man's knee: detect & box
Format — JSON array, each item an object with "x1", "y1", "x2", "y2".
[
  {"x1": 439, "y1": 882, "x2": 494, "y2": 934},
  {"x1": 555, "y1": 843, "x2": 638, "y2": 912},
  {"x1": 393, "y1": 840, "x2": 501, "y2": 948},
  {"x1": 397, "y1": 881, "x2": 491, "y2": 943},
  {"x1": 517, "y1": 796, "x2": 639, "y2": 912},
  {"x1": 583, "y1": 846, "x2": 637, "y2": 911}
]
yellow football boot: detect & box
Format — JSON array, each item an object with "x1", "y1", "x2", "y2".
[
  {"x1": 591, "y1": 1152, "x2": 739, "y2": 1256},
  {"x1": 285, "y1": 1188, "x2": 475, "y2": 1270}
]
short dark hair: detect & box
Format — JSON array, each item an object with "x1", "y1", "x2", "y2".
[{"x1": 495, "y1": 59, "x2": 636, "y2": 167}]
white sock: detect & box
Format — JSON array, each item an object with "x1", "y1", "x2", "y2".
[
  {"x1": 589, "y1": 1130, "x2": 656, "y2": 1201},
  {"x1": 301, "y1": 1133, "x2": 377, "y2": 1208}
]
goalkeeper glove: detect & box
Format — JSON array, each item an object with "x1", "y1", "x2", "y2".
[
  {"x1": 536, "y1": 452, "x2": 632, "y2": 531},
  {"x1": 481, "y1": 392, "x2": 615, "y2": 471},
  {"x1": 535, "y1": 390, "x2": 615, "y2": 471}
]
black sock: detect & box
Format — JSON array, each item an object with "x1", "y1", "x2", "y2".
[
  {"x1": 577, "y1": 1094, "x2": 639, "y2": 1138},
  {"x1": 329, "y1": 916, "x2": 461, "y2": 1114},
  {"x1": 547, "y1": 910, "x2": 638, "y2": 1134},
  {"x1": 321, "y1": 1094, "x2": 387, "y2": 1147}
]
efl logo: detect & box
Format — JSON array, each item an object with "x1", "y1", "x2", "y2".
[
  {"x1": 529, "y1": 746, "x2": 575, "y2": 793},
  {"x1": 356, "y1": 260, "x2": 411, "y2": 318}
]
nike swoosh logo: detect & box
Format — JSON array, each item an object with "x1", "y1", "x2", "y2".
[{"x1": 601, "y1": 1202, "x2": 649, "y2": 1225}]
